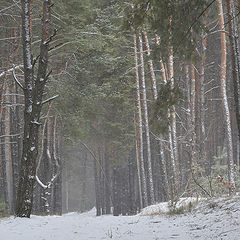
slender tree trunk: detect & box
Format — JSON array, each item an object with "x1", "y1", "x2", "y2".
[
  {"x1": 10, "y1": 83, "x2": 20, "y2": 213},
  {"x1": 168, "y1": 44, "x2": 179, "y2": 185},
  {"x1": 184, "y1": 63, "x2": 192, "y2": 178},
  {"x1": 144, "y1": 33, "x2": 170, "y2": 200},
  {"x1": 1, "y1": 110, "x2": 10, "y2": 212},
  {"x1": 217, "y1": 0, "x2": 235, "y2": 193},
  {"x1": 52, "y1": 117, "x2": 62, "y2": 215},
  {"x1": 166, "y1": 44, "x2": 178, "y2": 197},
  {"x1": 128, "y1": 150, "x2": 136, "y2": 214},
  {"x1": 104, "y1": 142, "x2": 111, "y2": 214},
  {"x1": 138, "y1": 33, "x2": 155, "y2": 204},
  {"x1": 135, "y1": 132, "x2": 143, "y2": 209},
  {"x1": 190, "y1": 62, "x2": 197, "y2": 168},
  {"x1": 94, "y1": 142, "x2": 101, "y2": 216},
  {"x1": 0, "y1": 70, "x2": 7, "y2": 132},
  {"x1": 226, "y1": 0, "x2": 240, "y2": 172},
  {"x1": 99, "y1": 145, "x2": 105, "y2": 215},
  {"x1": 142, "y1": 30, "x2": 157, "y2": 99},
  {"x1": 4, "y1": 84, "x2": 13, "y2": 213},
  {"x1": 133, "y1": 34, "x2": 148, "y2": 207},
  {"x1": 154, "y1": 34, "x2": 170, "y2": 200},
  {"x1": 199, "y1": 31, "x2": 207, "y2": 169},
  {"x1": 112, "y1": 167, "x2": 121, "y2": 216}
]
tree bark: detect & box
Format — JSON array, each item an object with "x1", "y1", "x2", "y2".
[
  {"x1": 154, "y1": 34, "x2": 170, "y2": 200},
  {"x1": 142, "y1": 30, "x2": 158, "y2": 99},
  {"x1": 199, "y1": 31, "x2": 207, "y2": 168},
  {"x1": 133, "y1": 33, "x2": 148, "y2": 207},
  {"x1": 226, "y1": 0, "x2": 240, "y2": 172},
  {"x1": 16, "y1": 0, "x2": 53, "y2": 217},
  {"x1": 4, "y1": 84, "x2": 13, "y2": 213},
  {"x1": 217, "y1": 0, "x2": 235, "y2": 194},
  {"x1": 190, "y1": 62, "x2": 197, "y2": 169},
  {"x1": 139, "y1": 33, "x2": 155, "y2": 205}
]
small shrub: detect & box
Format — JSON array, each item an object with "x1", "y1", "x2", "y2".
[{"x1": 167, "y1": 206, "x2": 184, "y2": 215}]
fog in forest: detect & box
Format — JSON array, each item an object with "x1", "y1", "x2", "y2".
[{"x1": 1, "y1": 0, "x2": 240, "y2": 239}]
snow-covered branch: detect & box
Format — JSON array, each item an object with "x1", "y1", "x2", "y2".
[
  {"x1": 0, "y1": 64, "x2": 23, "y2": 78},
  {"x1": 12, "y1": 65, "x2": 25, "y2": 90},
  {"x1": 42, "y1": 95, "x2": 59, "y2": 105}
]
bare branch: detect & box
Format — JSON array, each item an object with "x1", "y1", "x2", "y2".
[
  {"x1": 12, "y1": 65, "x2": 25, "y2": 90},
  {"x1": 0, "y1": 64, "x2": 23, "y2": 78},
  {"x1": 35, "y1": 175, "x2": 47, "y2": 189},
  {"x1": 44, "y1": 28, "x2": 57, "y2": 45},
  {"x1": 0, "y1": 132, "x2": 23, "y2": 138},
  {"x1": 45, "y1": 69, "x2": 53, "y2": 81},
  {"x1": 42, "y1": 94, "x2": 59, "y2": 105}
]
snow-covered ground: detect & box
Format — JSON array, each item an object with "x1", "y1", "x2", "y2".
[{"x1": 0, "y1": 196, "x2": 240, "y2": 240}]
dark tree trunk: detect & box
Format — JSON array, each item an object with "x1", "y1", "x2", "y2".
[
  {"x1": 120, "y1": 167, "x2": 128, "y2": 216},
  {"x1": 16, "y1": 0, "x2": 53, "y2": 217},
  {"x1": 52, "y1": 118, "x2": 62, "y2": 215},
  {"x1": 99, "y1": 145, "x2": 105, "y2": 215},
  {"x1": 112, "y1": 167, "x2": 120, "y2": 216},
  {"x1": 104, "y1": 146, "x2": 111, "y2": 214},
  {"x1": 94, "y1": 145, "x2": 101, "y2": 216},
  {"x1": 128, "y1": 151, "x2": 136, "y2": 215},
  {"x1": 1, "y1": 120, "x2": 10, "y2": 213}
]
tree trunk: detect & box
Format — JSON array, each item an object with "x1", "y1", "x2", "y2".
[
  {"x1": 16, "y1": 0, "x2": 53, "y2": 217},
  {"x1": 4, "y1": 84, "x2": 14, "y2": 213},
  {"x1": 94, "y1": 142, "x2": 101, "y2": 216},
  {"x1": 226, "y1": 0, "x2": 240, "y2": 172},
  {"x1": 199, "y1": 31, "x2": 207, "y2": 170},
  {"x1": 217, "y1": 0, "x2": 235, "y2": 193},
  {"x1": 1, "y1": 110, "x2": 10, "y2": 212},
  {"x1": 190, "y1": 62, "x2": 197, "y2": 169},
  {"x1": 133, "y1": 34, "x2": 148, "y2": 207},
  {"x1": 168, "y1": 44, "x2": 179, "y2": 188},
  {"x1": 52, "y1": 117, "x2": 62, "y2": 215},
  {"x1": 154, "y1": 34, "x2": 170, "y2": 200},
  {"x1": 104, "y1": 142, "x2": 111, "y2": 214},
  {"x1": 142, "y1": 30, "x2": 157, "y2": 99},
  {"x1": 138, "y1": 33, "x2": 155, "y2": 204}
]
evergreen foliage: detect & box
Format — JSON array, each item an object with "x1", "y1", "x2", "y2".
[
  {"x1": 151, "y1": 82, "x2": 182, "y2": 134},
  {"x1": 54, "y1": 0, "x2": 136, "y2": 162},
  {"x1": 124, "y1": 0, "x2": 211, "y2": 59}
]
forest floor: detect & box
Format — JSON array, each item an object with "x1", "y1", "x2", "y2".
[{"x1": 0, "y1": 196, "x2": 240, "y2": 240}]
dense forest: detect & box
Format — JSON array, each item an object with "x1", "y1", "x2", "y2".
[{"x1": 0, "y1": 0, "x2": 240, "y2": 219}]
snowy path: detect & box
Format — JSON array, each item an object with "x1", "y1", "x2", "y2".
[
  {"x1": 0, "y1": 210, "x2": 191, "y2": 240},
  {"x1": 1, "y1": 196, "x2": 240, "y2": 240}
]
